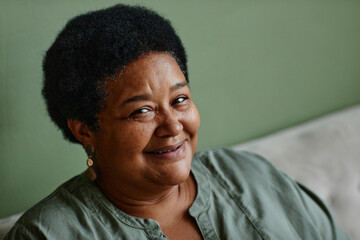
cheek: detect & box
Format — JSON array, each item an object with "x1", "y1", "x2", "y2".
[
  {"x1": 181, "y1": 104, "x2": 200, "y2": 136},
  {"x1": 122, "y1": 122, "x2": 157, "y2": 150},
  {"x1": 95, "y1": 121, "x2": 156, "y2": 154},
  {"x1": 126, "y1": 124, "x2": 154, "y2": 149}
]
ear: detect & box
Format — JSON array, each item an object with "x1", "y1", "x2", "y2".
[{"x1": 67, "y1": 119, "x2": 94, "y2": 147}]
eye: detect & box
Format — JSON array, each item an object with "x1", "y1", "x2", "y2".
[
  {"x1": 129, "y1": 107, "x2": 152, "y2": 117},
  {"x1": 172, "y1": 96, "x2": 188, "y2": 105}
]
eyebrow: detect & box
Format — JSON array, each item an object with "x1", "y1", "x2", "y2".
[
  {"x1": 120, "y1": 82, "x2": 189, "y2": 107},
  {"x1": 121, "y1": 93, "x2": 152, "y2": 106},
  {"x1": 171, "y1": 82, "x2": 188, "y2": 90}
]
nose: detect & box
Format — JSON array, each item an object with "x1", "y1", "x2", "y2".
[{"x1": 155, "y1": 109, "x2": 183, "y2": 138}]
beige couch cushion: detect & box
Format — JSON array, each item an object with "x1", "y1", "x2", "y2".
[
  {"x1": 0, "y1": 213, "x2": 22, "y2": 240},
  {"x1": 233, "y1": 105, "x2": 360, "y2": 240}
]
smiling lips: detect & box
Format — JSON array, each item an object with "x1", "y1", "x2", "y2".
[{"x1": 145, "y1": 141, "x2": 186, "y2": 159}]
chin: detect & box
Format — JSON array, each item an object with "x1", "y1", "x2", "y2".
[
  {"x1": 154, "y1": 158, "x2": 192, "y2": 186},
  {"x1": 147, "y1": 141, "x2": 195, "y2": 186}
]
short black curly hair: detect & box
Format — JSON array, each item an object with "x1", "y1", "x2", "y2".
[{"x1": 42, "y1": 4, "x2": 188, "y2": 144}]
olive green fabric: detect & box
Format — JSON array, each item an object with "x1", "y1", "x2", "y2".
[{"x1": 5, "y1": 149, "x2": 349, "y2": 239}]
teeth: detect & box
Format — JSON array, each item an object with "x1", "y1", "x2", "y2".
[{"x1": 153, "y1": 149, "x2": 173, "y2": 154}]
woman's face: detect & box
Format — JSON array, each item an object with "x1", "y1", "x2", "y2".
[{"x1": 90, "y1": 52, "x2": 200, "y2": 196}]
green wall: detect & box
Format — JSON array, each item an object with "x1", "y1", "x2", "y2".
[{"x1": 1, "y1": 0, "x2": 359, "y2": 218}]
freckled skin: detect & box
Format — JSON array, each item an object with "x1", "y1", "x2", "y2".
[{"x1": 89, "y1": 52, "x2": 200, "y2": 203}]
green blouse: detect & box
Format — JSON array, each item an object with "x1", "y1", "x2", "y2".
[{"x1": 5, "y1": 148, "x2": 350, "y2": 239}]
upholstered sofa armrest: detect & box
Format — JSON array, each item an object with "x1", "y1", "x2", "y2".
[
  {"x1": 0, "y1": 213, "x2": 23, "y2": 240},
  {"x1": 233, "y1": 105, "x2": 360, "y2": 240}
]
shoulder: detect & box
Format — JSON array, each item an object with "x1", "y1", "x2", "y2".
[
  {"x1": 20, "y1": 173, "x2": 92, "y2": 218},
  {"x1": 193, "y1": 147, "x2": 284, "y2": 188},
  {"x1": 194, "y1": 147, "x2": 271, "y2": 167},
  {"x1": 5, "y1": 174, "x2": 98, "y2": 239},
  {"x1": 193, "y1": 147, "x2": 317, "y2": 206},
  {"x1": 193, "y1": 148, "x2": 350, "y2": 239}
]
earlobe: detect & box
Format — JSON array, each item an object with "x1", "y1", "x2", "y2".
[{"x1": 67, "y1": 119, "x2": 93, "y2": 146}]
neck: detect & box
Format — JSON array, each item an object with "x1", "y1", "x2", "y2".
[{"x1": 97, "y1": 174, "x2": 197, "y2": 224}]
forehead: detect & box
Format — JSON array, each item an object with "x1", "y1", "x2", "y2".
[{"x1": 105, "y1": 53, "x2": 186, "y2": 99}]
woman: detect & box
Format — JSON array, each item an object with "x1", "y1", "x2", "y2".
[{"x1": 5, "y1": 4, "x2": 349, "y2": 240}]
